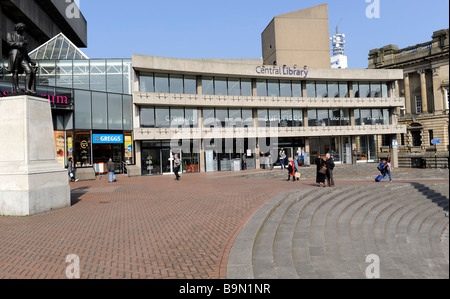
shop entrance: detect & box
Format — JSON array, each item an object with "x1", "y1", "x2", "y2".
[
  {"x1": 93, "y1": 144, "x2": 124, "y2": 174},
  {"x1": 141, "y1": 141, "x2": 182, "y2": 175}
]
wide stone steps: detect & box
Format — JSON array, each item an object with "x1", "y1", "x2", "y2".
[{"x1": 227, "y1": 182, "x2": 449, "y2": 279}]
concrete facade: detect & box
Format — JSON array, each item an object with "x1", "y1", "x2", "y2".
[
  {"x1": 0, "y1": 95, "x2": 70, "y2": 216},
  {"x1": 261, "y1": 4, "x2": 331, "y2": 68},
  {"x1": 132, "y1": 55, "x2": 406, "y2": 173},
  {"x1": 369, "y1": 29, "x2": 449, "y2": 168}
]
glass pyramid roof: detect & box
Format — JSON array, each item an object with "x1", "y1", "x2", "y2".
[{"x1": 29, "y1": 33, "x2": 89, "y2": 60}]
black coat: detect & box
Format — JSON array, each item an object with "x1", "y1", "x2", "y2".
[{"x1": 6, "y1": 32, "x2": 33, "y2": 74}]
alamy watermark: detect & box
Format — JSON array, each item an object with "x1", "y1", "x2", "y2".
[
  {"x1": 65, "y1": 254, "x2": 81, "y2": 279},
  {"x1": 66, "y1": 0, "x2": 81, "y2": 19},
  {"x1": 365, "y1": 0, "x2": 381, "y2": 19},
  {"x1": 365, "y1": 254, "x2": 380, "y2": 278}
]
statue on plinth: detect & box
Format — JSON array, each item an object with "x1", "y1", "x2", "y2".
[{"x1": 6, "y1": 22, "x2": 37, "y2": 95}]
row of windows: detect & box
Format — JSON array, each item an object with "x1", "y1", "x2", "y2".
[
  {"x1": 0, "y1": 59, "x2": 132, "y2": 95},
  {"x1": 74, "y1": 90, "x2": 133, "y2": 131},
  {"x1": 139, "y1": 73, "x2": 197, "y2": 94},
  {"x1": 138, "y1": 107, "x2": 391, "y2": 128},
  {"x1": 138, "y1": 73, "x2": 391, "y2": 99}
]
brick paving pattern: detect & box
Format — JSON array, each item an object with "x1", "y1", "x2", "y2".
[{"x1": 0, "y1": 166, "x2": 448, "y2": 279}]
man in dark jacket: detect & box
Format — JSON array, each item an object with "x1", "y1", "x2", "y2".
[
  {"x1": 325, "y1": 153, "x2": 335, "y2": 187},
  {"x1": 107, "y1": 158, "x2": 117, "y2": 183}
]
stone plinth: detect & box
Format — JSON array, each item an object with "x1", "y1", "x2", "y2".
[{"x1": 0, "y1": 95, "x2": 70, "y2": 216}]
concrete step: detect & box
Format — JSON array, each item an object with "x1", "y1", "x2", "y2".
[{"x1": 227, "y1": 182, "x2": 449, "y2": 279}]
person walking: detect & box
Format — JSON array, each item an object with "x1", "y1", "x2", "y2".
[
  {"x1": 173, "y1": 154, "x2": 181, "y2": 180},
  {"x1": 286, "y1": 158, "x2": 296, "y2": 182},
  {"x1": 325, "y1": 153, "x2": 335, "y2": 187},
  {"x1": 294, "y1": 156, "x2": 300, "y2": 181},
  {"x1": 315, "y1": 154, "x2": 326, "y2": 187},
  {"x1": 107, "y1": 158, "x2": 117, "y2": 183},
  {"x1": 382, "y1": 159, "x2": 392, "y2": 183},
  {"x1": 67, "y1": 158, "x2": 78, "y2": 182},
  {"x1": 279, "y1": 148, "x2": 286, "y2": 170},
  {"x1": 242, "y1": 153, "x2": 247, "y2": 170}
]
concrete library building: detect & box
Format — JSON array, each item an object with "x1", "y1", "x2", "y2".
[{"x1": 132, "y1": 4, "x2": 406, "y2": 175}]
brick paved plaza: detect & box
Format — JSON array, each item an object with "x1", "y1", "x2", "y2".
[{"x1": 0, "y1": 165, "x2": 448, "y2": 279}]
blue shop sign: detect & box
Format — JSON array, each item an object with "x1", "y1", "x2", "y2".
[{"x1": 93, "y1": 134, "x2": 124, "y2": 144}]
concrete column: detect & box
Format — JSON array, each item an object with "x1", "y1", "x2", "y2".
[
  {"x1": 304, "y1": 137, "x2": 310, "y2": 165},
  {"x1": 419, "y1": 69, "x2": 428, "y2": 113},
  {"x1": 253, "y1": 109, "x2": 260, "y2": 169},
  {"x1": 198, "y1": 108, "x2": 205, "y2": 173},
  {"x1": 404, "y1": 73, "x2": 412, "y2": 114}
]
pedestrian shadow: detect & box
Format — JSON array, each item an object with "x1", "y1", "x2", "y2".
[
  {"x1": 70, "y1": 187, "x2": 89, "y2": 206},
  {"x1": 410, "y1": 182, "x2": 449, "y2": 212}
]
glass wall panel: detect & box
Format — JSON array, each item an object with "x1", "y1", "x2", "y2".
[
  {"x1": 91, "y1": 92, "x2": 107, "y2": 130},
  {"x1": 202, "y1": 77, "x2": 214, "y2": 95},
  {"x1": 381, "y1": 83, "x2": 389, "y2": 98},
  {"x1": 140, "y1": 107, "x2": 155, "y2": 127},
  {"x1": 280, "y1": 80, "x2": 292, "y2": 97},
  {"x1": 122, "y1": 60, "x2": 132, "y2": 95},
  {"x1": 203, "y1": 108, "x2": 215, "y2": 127},
  {"x1": 317, "y1": 109, "x2": 329, "y2": 126},
  {"x1": 170, "y1": 74, "x2": 183, "y2": 94},
  {"x1": 382, "y1": 109, "x2": 390, "y2": 125},
  {"x1": 73, "y1": 60, "x2": 90, "y2": 90},
  {"x1": 316, "y1": 81, "x2": 328, "y2": 97},
  {"x1": 106, "y1": 60, "x2": 123, "y2": 94},
  {"x1": 354, "y1": 109, "x2": 361, "y2": 125},
  {"x1": 155, "y1": 107, "x2": 170, "y2": 128},
  {"x1": 108, "y1": 94, "x2": 123, "y2": 130},
  {"x1": 216, "y1": 108, "x2": 228, "y2": 127},
  {"x1": 154, "y1": 73, "x2": 169, "y2": 93},
  {"x1": 361, "y1": 109, "x2": 372, "y2": 125},
  {"x1": 122, "y1": 95, "x2": 133, "y2": 130},
  {"x1": 90, "y1": 60, "x2": 106, "y2": 92},
  {"x1": 280, "y1": 109, "x2": 292, "y2": 127},
  {"x1": 258, "y1": 109, "x2": 268, "y2": 127},
  {"x1": 308, "y1": 109, "x2": 318, "y2": 126},
  {"x1": 256, "y1": 80, "x2": 267, "y2": 97},
  {"x1": 353, "y1": 82, "x2": 359, "y2": 98},
  {"x1": 228, "y1": 78, "x2": 240, "y2": 96},
  {"x1": 268, "y1": 109, "x2": 280, "y2": 127},
  {"x1": 370, "y1": 82, "x2": 381, "y2": 97},
  {"x1": 242, "y1": 109, "x2": 253, "y2": 127},
  {"x1": 228, "y1": 109, "x2": 242, "y2": 127},
  {"x1": 359, "y1": 82, "x2": 370, "y2": 98},
  {"x1": 140, "y1": 73, "x2": 154, "y2": 92},
  {"x1": 56, "y1": 60, "x2": 73, "y2": 88},
  {"x1": 329, "y1": 109, "x2": 341, "y2": 126},
  {"x1": 241, "y1": 79, "x2": 252, "y2": 96},
  {"x1": 306, "y1": 82, "x2": 316, "y2": 97},
  {"x1": 185, "y1": 108, "x2": 198, "y2": 128},
  {"x1": 170, "y1": 107, "x2": 185, "y2": 128},
  {"x1": 36, "y1": 60, "x2": 56, "y2": 86},
  {"x1": 339, "y1": 82, "x2": 348, "y2": 98},
  {"x1": 75, "y1": 131, "x2": 92, "y2": 167},
  {"x1": 184, "y1": 76, "x2": 197, "y2": 95},
  {"x1": 214, "y1": 77, "x2": 227, "y2": 95},
  {"x1": 372, "y1": 109, "x2": 383, "y2": 125},
  {"x1": 328, "y1": 82, "x2": 339, "y2": 98},
  {"x1": 74, "y1": 90, "x2": 91, "y2": 129},
  {"x1": 293, "y1": 109, "x2": 303, "y2": 127},
  {"x1": 341, "y1": 109, "x2": 350, "y2": 126},
  {"x1": 267, "y1": 80, "x2": 280, "y2": 97},
  {"x1": 292, "y1": 81, "x2": 302, "y2": 97}
]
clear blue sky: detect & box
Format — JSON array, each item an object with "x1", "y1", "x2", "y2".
[{"x1": 80, "y1": 0, "x2": 449, "y2": 69}]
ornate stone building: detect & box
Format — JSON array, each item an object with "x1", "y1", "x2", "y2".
[{"x1": 369, "y1": 29, "x2": 449, "y2": 168}]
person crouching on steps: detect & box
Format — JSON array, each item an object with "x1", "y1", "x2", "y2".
[{"x1": 286, "y1": 158, "x2": 296, "y2": 182}]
